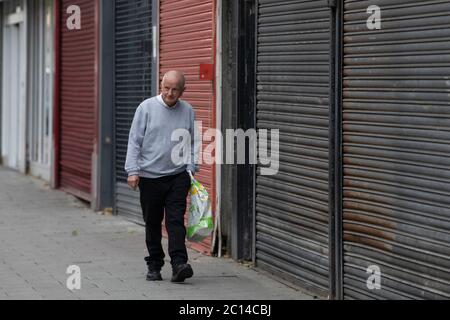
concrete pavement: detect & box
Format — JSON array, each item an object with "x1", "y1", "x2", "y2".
[{"x1": 0, "y1": 167, "x2": 314, "y2": 300}]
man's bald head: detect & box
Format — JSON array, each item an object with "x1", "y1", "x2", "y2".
[
  {"x1": 161, "y1": 71, "x2": 187, "y2": 107},
  {"x1": 162, "y1": 71, "x2": 186, "y2": 90}
]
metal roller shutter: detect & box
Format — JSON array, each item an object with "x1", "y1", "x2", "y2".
[
  {"x1": 114, "y1": 0, "x2": 153, "y2": 223},
  {"x1": 159, "y1": 0, "x2": 216, "y2": 254},
  {"x1": 255, "y1": 0, "x2": 331, "y2": 295},
  {"x1": 343, "y1": 0, "x2": 450, "y2": 299},
  {"x1": 59, "y1": 0, "x2": 97, "y2": 200}
]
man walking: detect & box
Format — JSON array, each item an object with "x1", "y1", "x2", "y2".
[{"x1": 125, "y1": 71, "x2": 198, "y2": 283}]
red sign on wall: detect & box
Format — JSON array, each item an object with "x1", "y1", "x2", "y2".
[{"x1": 200, "y1": 64, "x2": 215, "y2": 81}]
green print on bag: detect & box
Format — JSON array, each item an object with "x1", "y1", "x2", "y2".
[{"x1": 187, "y1": 172, "x2": 214, "y2": 242}]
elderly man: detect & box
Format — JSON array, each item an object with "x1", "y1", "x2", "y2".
[{"x1": 125, "y1": 71, "x2": 198, "y2": 283}]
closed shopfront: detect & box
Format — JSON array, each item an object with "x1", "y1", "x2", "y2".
[
  {"x1": 342, "y1": 0, "x2": 450, "y2": 299},
  {"x1": 159, "y1": 0, "x2": 216, "y2": 253},
  {"x1": 114, "y1": 0, "x2": 153, "y2": 223},
  {"x1": 1, "y1": 0, "x2": 27, "y2": 173},
  {"x1": 254, "y1": 0, "x2": 331, "y2": 295},
  {"x1": 58, "y1": 0, "x2": 98, "y2": 200},
  {"x1": 27, "y1": 0, "x2": 55, "y2": 182}
]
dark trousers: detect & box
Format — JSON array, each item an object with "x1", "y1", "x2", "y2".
[{"x1": 139, "y1": 170, "x2": 191, "y2": 270}]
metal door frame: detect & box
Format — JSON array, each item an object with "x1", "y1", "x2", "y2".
[
  {"x1": 28, "y1": 0, "x2": 55, "y2": 182},
  {"x1": 95, "y1": 0, "x2": 114, "y2": 211},
  {"x1": 232, "y1": 0, "x2": 256, "y2": 262},
  {"x1": 51, "y1": 0, "x2": 61, "y2": 189},
  {"x1": 328, "y1": 0, "x2": 344, "y2": 300}
]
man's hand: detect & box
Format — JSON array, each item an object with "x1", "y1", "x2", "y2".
[{"x1": 128, "y1": 175, "x2": 140, "y2": 190}]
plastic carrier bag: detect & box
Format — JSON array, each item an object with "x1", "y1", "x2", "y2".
[{"x1": 187, "y1": 171, "x2": 214, "y2": 242}]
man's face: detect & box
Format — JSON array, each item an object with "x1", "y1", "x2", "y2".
[{"x1": 161, "y1": 77, "x2": 185, "y2": 107}]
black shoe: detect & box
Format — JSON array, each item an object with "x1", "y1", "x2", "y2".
[
  {"x1": 145, "y1": 257, "x2": 163, "y2": 281},
  {"x1": 146, "y1": 269, "x2": 163, "y2": 281},
  {"x1": 171, "y1": 264, "x2": 193, "y2": 283}
]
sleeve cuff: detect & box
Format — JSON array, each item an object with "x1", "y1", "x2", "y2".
[{"x1": 187, "y1": 165, "x2": 198, "y2": 174}]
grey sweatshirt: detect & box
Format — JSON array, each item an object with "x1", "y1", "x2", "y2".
[{"x1": 125, "y1": 95, "x2": 199, "y2": 178}]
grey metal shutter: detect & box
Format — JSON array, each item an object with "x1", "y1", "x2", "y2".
[
  {"x1": 114, "y1": 0, "x2": 152, "y2": 223},
  {"x1": 255, "y1": 0, "x2": 331, "y2": 295},
  {"x1": 343, "y1": 0, "x2": 450, "y2": 299}
]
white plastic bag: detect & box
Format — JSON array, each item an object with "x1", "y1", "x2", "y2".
[{"x1": 187, "y1": 171, "x2": 214, "y2": 242}]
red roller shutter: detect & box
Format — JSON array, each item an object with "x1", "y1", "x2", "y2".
[
  {"x1": 58, "y1": 0, "x2": 98, "y2": 201},
  {"x1": 159, "y1": 0, "x2": 216, "y2": 254}
]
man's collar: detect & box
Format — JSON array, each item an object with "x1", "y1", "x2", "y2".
[{"x1": 158, "y1": 94, "x2": 179, "y2": 109}]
